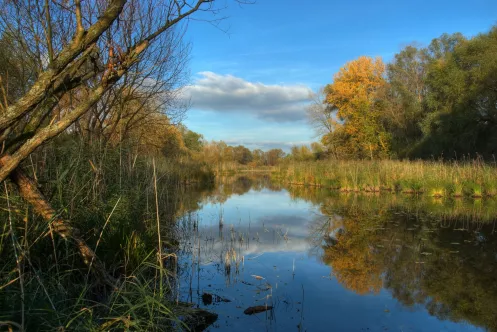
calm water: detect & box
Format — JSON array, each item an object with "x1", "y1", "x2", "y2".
[{"x1": 173, "y1": 176, "x2": 497, "y2": 331}]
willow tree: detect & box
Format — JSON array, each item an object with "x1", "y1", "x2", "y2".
[{"x1": 0, "y1": 0, "x2": 249, "y2": 282}]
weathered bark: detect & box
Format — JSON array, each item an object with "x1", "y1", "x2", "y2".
[
  {"x1": 0, "y1": 83, "x2": 111, "y2": 182},
  {"x1": 0, "y1": 0, "x2": 210, "y2": 135},
  {"x1": 0, "y1": 156, "x2": 117, "y2": 287},
  {"x1": 0, "y1": 0, "x2": 127, "y2": 133},
  {"x1": 0, "y1": 0, "x2": 244, "y2": 291}
]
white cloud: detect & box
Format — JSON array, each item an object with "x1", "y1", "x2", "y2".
[{"x1": 183, "y1": 72, "x2": 312, "y2": 122}]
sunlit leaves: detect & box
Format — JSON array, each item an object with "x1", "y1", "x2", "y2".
[{"x1": 323, "y1": 56, "x2": 390, "y2": 159}]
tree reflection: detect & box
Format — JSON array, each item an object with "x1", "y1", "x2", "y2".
[
  {"x1": 301, "y1": 190, "x2": 497, "y2": 331},
  {"x1": 322, "y1": 217, "x2": 383, "y2": 294},
  {"x1": 177, "y1": 176, "x2": 497, "y2": 331}
]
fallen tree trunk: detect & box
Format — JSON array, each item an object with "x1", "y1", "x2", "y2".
[{"x1": 0, "y1": 155, "x2": 117, "y2": 288}]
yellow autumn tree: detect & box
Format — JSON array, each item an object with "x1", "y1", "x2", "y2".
[{"x1": 324, "y1": 56, "x2": 390, "y2": 159}]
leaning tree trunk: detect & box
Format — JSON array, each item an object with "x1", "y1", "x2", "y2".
[
  {"x1": 0, "y1": 156, "x2": 117, "y2": 287},
  {"x1": 0, "y1": 0, "x2": 229, "y2": 285}
]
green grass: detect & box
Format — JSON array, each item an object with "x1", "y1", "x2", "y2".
[
  {"x1": 0, "y1": 136, "x2": 215, "y2": 331},
  {"x1": 272, "y1": 159, "x2": 497, "y2": 199}
]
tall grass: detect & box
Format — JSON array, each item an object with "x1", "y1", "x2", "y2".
[
  {"x1": 273, "y1": 159, "x2": 497, "y2": 198},
  {"x1": 0, "y1": 135, "x2": 215, "y2": 331},
  {"x1": 211, "y1": 161, "x2": 276, "y2": 176}
]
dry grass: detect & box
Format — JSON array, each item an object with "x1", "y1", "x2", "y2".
[{"x1": 273, "y1": 159, "x2": 497, "y2": 198}]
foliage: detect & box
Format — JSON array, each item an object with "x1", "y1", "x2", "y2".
[
  {"x1": 323, "y1": 56, "x2": 390, "y2": 159},
  {"x1": 385, "y1": 45, "x2": 429, "y2": 153},
  {"x1": 322, "y1": 217, "x2": 384, "y2": 295},
  {"x1": 181, "y1": 126, "x2": 204, "y2": 152},
  {"x1": 197, "y1": 140, "x2": 287, "y2": 169},
  {"x1": 311, "y1": 25, "x2": 497, "y2": 160},
  {"x1": 414, "y1": 28, "x2": 497, "y2": 157}
]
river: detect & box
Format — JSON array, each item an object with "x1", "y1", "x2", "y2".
[{"x1": 171, "y1": 175, "x2": 497, "y2": 331}]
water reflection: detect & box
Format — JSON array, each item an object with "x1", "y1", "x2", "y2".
[
  {"x1": 316, "y1": 205, "x2": 497, "y2": 330},
  {"x1": 174, "y1": 175, "x2": 497, "y2": 331}
]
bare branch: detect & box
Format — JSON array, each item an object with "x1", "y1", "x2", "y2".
[
  {"x1": 43, "y1": 0, "x2": 55, "y2": 64},
  {"x1": 0, "y1": 0, "x2": 127, "y2": 134},
  {"x1": 75, "y1": 0, "x2": 84, "y2": 41}
]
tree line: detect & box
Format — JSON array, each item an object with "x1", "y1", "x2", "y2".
[
  {"x1": 198, "y1": 140, "x2": 286, "y2": 166},
  {"x1": 309, "y1": 25, "x2": 497, "y2": 160},
  {"x1": 196, "y1": 140, "x2": 333, "y2": 166}
]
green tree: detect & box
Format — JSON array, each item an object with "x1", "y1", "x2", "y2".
[
  {"x1": 385, "y1": 45, "x2": 429, "y2": 154},
  {"x1": 181, "y1": 128, "x2": 204, "y2": 152},
  {"x1": 413, "y1": 28, "x2": 497, "y2": 158},
  {"x1": 290, "y1": 145, "x2": 314, "y2": 161}
]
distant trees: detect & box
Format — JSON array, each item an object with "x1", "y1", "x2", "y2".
[
  {"x1": 233, "y1": 145, "x2": 253, "y2": 165},
  {"x1": 286, "y1": 143, "x2": 326, "y2": 161},
  {"x1": 266, "y1": 148, "x2": 286, "y2": 166},
  {"x1": 181, "y1": 126, "x2": 204, "y2": 152},
  {"x1": 312, "y1": 25, "x2": 497, "y2": 160},
  {"x1": 197, "y1": 141, "x2": 286, "y2": 167},
  {"x1": 290, "y1": 145, "x2": 314, "y2": 161}
]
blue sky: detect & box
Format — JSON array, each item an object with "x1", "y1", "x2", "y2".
[{"x1": 182, "y1": 0, "x2": 497, "y2": 151}]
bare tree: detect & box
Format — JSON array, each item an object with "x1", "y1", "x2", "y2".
[
  {"x1": 0, "y1": 0, "x2": 251, "y2": 283},
  {"x1": 305, "y1": 87, "x2": 341, "y2": 159},
  {"x1": 75, "y1": 2, "x2": 192, "y2": 147},
  {"x1": 0, "y1": 0, "x2": 255, "y2": 181},
  {"x1": 306, "y1": 87, "x2": 338, "y2": 137}
]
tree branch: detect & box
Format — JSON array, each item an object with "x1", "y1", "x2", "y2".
[
  {"x1": 75, "y1": 0, "x2": 85, "y2": 43},
  {"x1": 44, "y1": 0, "x2": 55, "y2": 65},
  {"x1": 0, "y1": 0, "x2": 127, "y2": 133}
]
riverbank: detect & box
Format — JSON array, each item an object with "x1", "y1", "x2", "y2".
[
  {"x1": 0, "y1": 138, "x2": 216, "y2": 331},
  {"x1": 272, "y1": 160, "x2": 497, "y2": 198}
]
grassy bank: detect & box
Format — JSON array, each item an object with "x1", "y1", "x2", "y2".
[
  {"x1": 210, "y1": 162, "x2": 276, "y2": 176},
  {"x1": 272, "y1": 160, "x2": 497, "y2": 198},
  {"x1": 0, "y1": 136, "x2": 215, "y2": 331}
]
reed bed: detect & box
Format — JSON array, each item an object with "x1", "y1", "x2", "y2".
[
  {"x1": 273, "y1": 159, "x2": 497, "y2": 198},
  {"x1": 0, "y1": 137, "x2": 215, "y2": 331}
]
